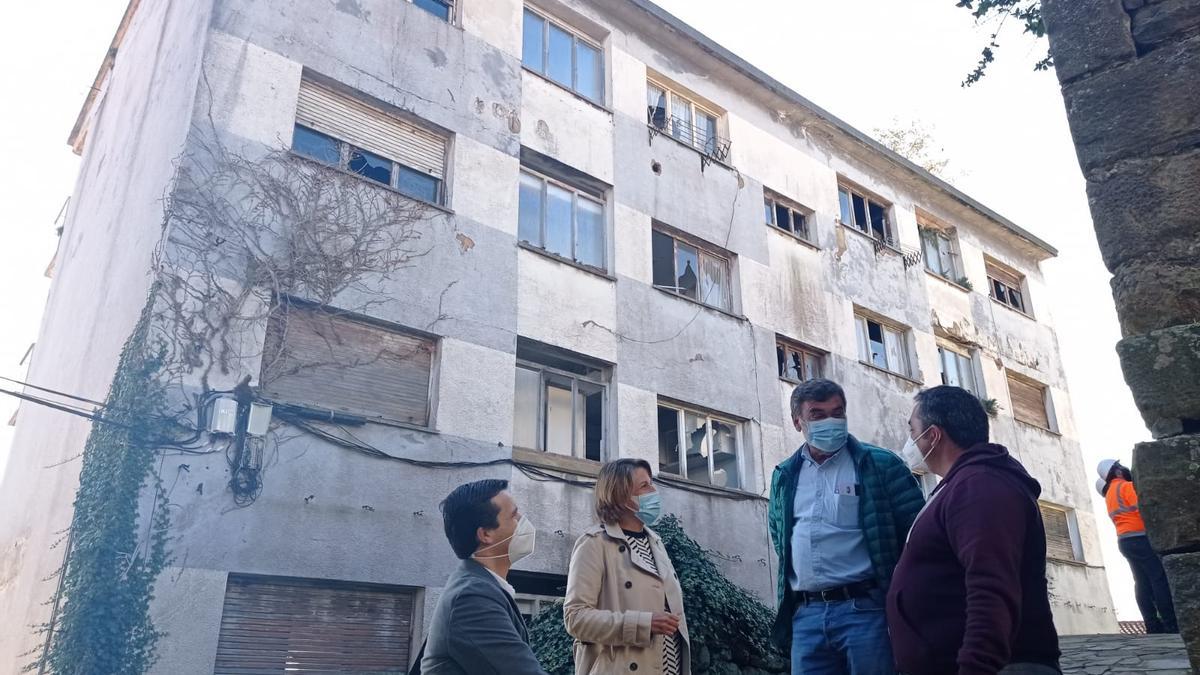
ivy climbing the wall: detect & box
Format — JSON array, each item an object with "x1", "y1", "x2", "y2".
[{"x1": 529, "y1": 514, "x2": 787, "y2": 675}]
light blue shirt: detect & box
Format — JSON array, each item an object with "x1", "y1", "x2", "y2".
[{"x1": 789, "y1": 444, "x2": 873, "y2": 592}]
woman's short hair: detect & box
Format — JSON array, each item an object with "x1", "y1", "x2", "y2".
[{"x1": 595, "y1": 458, "x2": 653, "y2": 524}]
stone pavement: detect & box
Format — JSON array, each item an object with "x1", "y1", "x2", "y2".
[{"x1": 1060, "y1": 634, "x2": 1194, "y2": 674}]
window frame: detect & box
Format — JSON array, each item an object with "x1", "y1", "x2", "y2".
[
  {"x1": 920, "y1": 227, "x2": 963, "y2": 281},
  {"x1": 1006, "y1": 370, "x2": 1056, "y2": 432},
  {"x1": 651, "y1": 228, "x2": 733, "y2": 312},
  {"x1": 776, "y1": 337, "x2": 825, "y2": 384},
  {"x1": 292, "y1": 124, "x2": 444, "y2": 205},
  {"x1": 646, "y1": 80, "x2": 721, "y2": 154},
  {"x1": 518, "y1": 166, "x2": 607, "y2": 271},
  {"x1": 937, "y1": 344, "x2": 982, "y2": 397},
  {"x1": 514, "y1": 351, "x2": 609, "y2": 462},
  {"x1": 410, "y1": 0, "x2": 454, "y2": 22},
  {"x1": 986, "y1": 258, "x2": 1031, "y2": 316},
  {"x1": 656, "y1": 401, "x2": 743, "y2": 490},
  {"x1": 522, "y1": 7, "x2": 604, "y2": 103},
  {"x1": 854, "y1": 313, "x2": 913, "y2": 378},
  {"x1": 837, "y1": 183, "x2": 895, "y2": 246},
  {"x1": 765, "y1": 190, "x2": 815, "y2": 243},
  {"x1": 1039, "y1": 502, "x2": 1084, "y2": 563}
]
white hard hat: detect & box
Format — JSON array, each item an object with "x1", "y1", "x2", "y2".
[
  {"x1": 1097, "y1": 459, "x2": 1118, "y2": 480},
  {"x1": 1095, "y1": 478, "x2": 1107, "y2": 496}
]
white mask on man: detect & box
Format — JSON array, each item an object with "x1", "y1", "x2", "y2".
[
  {"x1": 900, "y1": 426, "x2": 937, "y2": 473},
  {"x1": 473, "y1": 515, "x2": 537, "y2": 565}
]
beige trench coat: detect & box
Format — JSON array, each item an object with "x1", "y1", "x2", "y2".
[{"x1": 564, "y1": 522, "x2": 691, "y2": 675}]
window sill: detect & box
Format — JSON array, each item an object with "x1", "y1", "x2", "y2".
[
  {"x1": 925, "y1": 269, "x2": 971, "y2": 293},
  {"x1": 1047, "y1": 557, "x2": 1088, "y2": 568},
  {"x1": 520, "y1": 66, "x2": 613, "y2": 115},
  {"x1": 654, "y1": 472, "x2": 765, "y2": 501},
  {"x1": 270, "y1": 399, "x2": 438, "y2": 434},
  {"x1": 839, "y1": 221, "x2": 900, "y2": 254},
  {"x1": 645, "y1": 124, "x2": 735, "y2": 171},
  {"x1": 288, "y1": 152, "x2": 455, "y2": 216},
  {"x1": 1013, "y1": 418, "x2": 1062, "y2": 437},
  {"x1": 512, "y1": 447, "x2": 601, "y2": 478},
  {"x1": 857, "y1": 360, "x2": 923, "y2": 387},
  {"x1": 989, "y1": 296, "x2": 1035, "y2": 321},
  {"x1": 652, "y1": 285, "x2": 746, "y2": 323},
  {"x1": 769, "y1": 225, "x2": 821, "y2": 251},
  {"x1": 517, "y1": 242, "x2": 615, "y2": 281}
]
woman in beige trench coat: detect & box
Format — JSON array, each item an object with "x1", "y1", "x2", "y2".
[{"x1": 564, "y1": 458, "x2": 691, "y2": 675}]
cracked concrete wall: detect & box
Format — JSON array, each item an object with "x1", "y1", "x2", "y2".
[{"x1": 1043, "y1": 0, "x2": 1200, "y2": 666}]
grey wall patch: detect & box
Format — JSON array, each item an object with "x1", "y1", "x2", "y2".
[
  {"x1": 425, "y1": 47, "x2": 447, "y2": 68},
  {"x1": 334, "y1": 0, "x2": 369, "y2": 20}
]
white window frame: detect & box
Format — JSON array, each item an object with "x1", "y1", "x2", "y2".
[
  {"x1": 646, "y1": 80, "x2": 721, "y2": 154},
  {"x1": 855, "y1": 313, "x2": 913, "y2": 378},
  {"x1": 1039, "y1": 502, "x2": 1084, "y2": 563},
  {"x1": 518, "y1": 167, "x2": 607, "y2": 271},
  {"x1": 776, "y1": 338, "x2": 824, "y2": 384},
  {"x1": 292, "y1": 124, "x2": 445, "y2": 205},
  {"x1": 921, "y1": 227, "x2": 963, "y2": 281},
  {"x1": 657, "y1": 402, "x2": 744, "y2": 490},
  {"x1": 937, "y1": 344, "x2": 982, "y2": 397},
  {"x1": 408, "y1": 0, "x2": 454, "y2": 22},
  {"x1": 522, "y1": 7, "x2": 604, "y2": 103},
  {"x1": 765, "y1": 190, "x2": 814, "y2": 243},
  {"x1": 986, "y1": 258, "x2": 1031, "y2": 316},
  {"x1": 838, "y1": 183, "x2": 895, "y2": 246},
  {"x1": 514, "y1": 354, "x2": 608, "y2": 461},
  {"x1": 651, "y1": 228, "x2": 733, "y2": 312}
]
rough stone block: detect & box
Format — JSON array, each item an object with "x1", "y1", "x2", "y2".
[
  {"x1": 1086, "y1": 148, "x2": 1200, "y2": 272},
  {"x1": 1132, "y1": 434, "x2": 1200, "y2": 552},
  {"x1": 1116, "y1": 323, "x2": 1200, "y2": 437},
  {"x1": 1111, "y1": 261, "x2": 1200, "y2": 335},
  {"x1": 1132, "y1": 0, "x2": 1200, "y2": 50},
  {"x1": 1161, "y1": 552, "x2": 1200, "y2": 670},
  {"x1": 1061, "y1": 35, "x2": 1200, "y2": 174},
  {"x1": 1123, "y1": 0, "x2": 1147, "y2": 9},
  {"x1": 1043, "y1": 0, "x2": 1138, "y2": 82}
]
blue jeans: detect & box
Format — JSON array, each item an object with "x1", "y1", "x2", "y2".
[{"x1": 791, "y1": 591, "x2": 894, "y2": 675}]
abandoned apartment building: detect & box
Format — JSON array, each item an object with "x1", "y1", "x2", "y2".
[{"x1": 0, "y1": 0, "x2": 1120, "y2": 671}]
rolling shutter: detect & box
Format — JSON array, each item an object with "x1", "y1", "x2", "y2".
[
  {"x1": 1039, "y1": 504, "x2": 1078, "y2": 562},
  {"x1": 262, "y1": 306, "x2": 434, "y2": 426},
  {"x1": 986, "y1": 260, "x2": 1023, "y2": 293},
  {"x1": 215, "y1": 575, "x2": 415, "y2": 674},
  {"x1": 296, "y1": 79, "x2": 446, "y2": 179},
  {"x1": 1007, "y1": 372, "x2": 1050, "y2": 429}
]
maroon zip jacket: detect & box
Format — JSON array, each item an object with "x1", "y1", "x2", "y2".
[{"x1": 886, "y1": 443, "x2": 1060, "y2": 675}]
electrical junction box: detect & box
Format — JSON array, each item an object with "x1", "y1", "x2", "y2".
[
  {"x1": 209, "y1": 397, "x2": 238, "y2": 435},
  {"x1": 247, "y1": 403, "x2": 273, "y2": 437}
]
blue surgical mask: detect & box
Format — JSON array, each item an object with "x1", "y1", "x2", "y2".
[
  {"x1": 633, "y1": 491, "x2": 662, "y2": 526},
  {"x1": 805, "y1": 418, "x2": 848, "y2": 453}
]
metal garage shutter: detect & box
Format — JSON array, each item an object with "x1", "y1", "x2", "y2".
[
  {"x1": 1007, "y1": 372, "x2": 1050, "y2": 430},
  {"x1": 261, "y1": 306, "x2": 434, "y2": 426},
  {"x1": 1039, "y1": 504, "x2": 1077, "y2": 562},
  {"x1": 215, "y1": 575, "x2": 415, "y2": 674},
  {"x1": 296, "y1": 79, "x2": 446, "y2": 179}
]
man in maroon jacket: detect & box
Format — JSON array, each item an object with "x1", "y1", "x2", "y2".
[{"x1": 887, "y1": 386, "x2": 1061, "y2": 675}]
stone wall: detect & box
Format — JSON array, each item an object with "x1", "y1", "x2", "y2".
[{"x1": 1041, "y1": 0, "x2": 1200, "y2": 668}]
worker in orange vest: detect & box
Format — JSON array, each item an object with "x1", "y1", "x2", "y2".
[{"x1": 1095, "y1": 459, "x2": 1178, "y2": 634}]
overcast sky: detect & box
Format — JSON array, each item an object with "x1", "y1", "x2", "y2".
[{"x1": 0, "y1": 0, "x2": 1147, "y2": 619}]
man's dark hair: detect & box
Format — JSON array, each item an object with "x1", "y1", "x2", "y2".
[
  {"x1": 913, "y1": 386, "x2": 990, "y2": 449},
  {"x1": 790, "y1": 378, "x2": 846, "y2": 419},
  {"x1": 440, "y1": 479, "x2": 508, "y2": 560}
]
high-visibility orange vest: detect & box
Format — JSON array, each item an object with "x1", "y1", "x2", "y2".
[{"x1": 1105, "y1": 478, "x2": 1146, "y2": 537}]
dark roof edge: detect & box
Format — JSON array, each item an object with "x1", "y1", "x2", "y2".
[{"x1": 625, "y1": 0, "x2": 1058, "y2": 257}]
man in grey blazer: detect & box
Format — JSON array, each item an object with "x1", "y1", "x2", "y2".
[{"x1": 418, "y1": 479, "x2": 548, "y2": 675}]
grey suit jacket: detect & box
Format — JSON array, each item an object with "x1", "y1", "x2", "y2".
[{"x1": 419, "y1": 559, "x2": 548, "y2": 675}]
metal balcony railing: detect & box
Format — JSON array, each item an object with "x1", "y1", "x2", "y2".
[{"x1": 647, "y1": 106, "x2": 732, "y2": 169}]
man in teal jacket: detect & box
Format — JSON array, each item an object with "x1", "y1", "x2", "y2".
[{"x1": 768, "y1": 379, "x2": 924, "y2": 674}]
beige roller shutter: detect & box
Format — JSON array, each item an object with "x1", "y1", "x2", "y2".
[
  {"x1": 1039, "y1": 504, "x2": 1077, "y2": 562},
  {"x1": 296, "y1": 79, "x2": 446, "y2": 179},
  {"x1": 262, "y1": 306, "x2": 434, "y2": 426},
  {"x1": 215, "y1": 575, "x2": 415, "y2": 674},
  {"x1": 985, "y1": 259, "x2": 1023, "y2": 289},
  {"x1": 1007, "y1": 372, "x2": 1050, "y2": 429}
]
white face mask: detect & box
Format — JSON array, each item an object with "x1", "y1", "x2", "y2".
[
  {"x1": 901, "y1": 426, "x2": 937, "y2": 473},
  {"x1": 474, "y1": 515, "x2": 536, "y2": 565}
]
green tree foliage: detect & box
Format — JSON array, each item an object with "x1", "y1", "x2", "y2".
[
  {"x1": 529, "y1": 515, "x2": 787, "y2": 675},
  {"x1": 955, "y1": 0, "x2": 1051, "y2": 86}
]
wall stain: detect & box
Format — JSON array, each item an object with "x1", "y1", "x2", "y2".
[
  {"x1": 334, "y1": 0, "x2": 369, "y2": 20},
  {"x1": 425, "y1": 47, "x2": 447, "y2": 68}
]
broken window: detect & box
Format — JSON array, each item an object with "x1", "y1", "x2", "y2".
[
  {"x1": 1007, "y1": 371, "x2": 1054, "y2": 431},
  {"x1": 938, "y1": 345, "x2": 981, "y2": 397},
  {"x1": 651, "y1": 228, "x2": 732, "y2": 312},
  {"x1": 513, "y1": 339, "x2": 608, "y2": 461},
  {"x1": 657, "y1": 402, "x2": 742, "y2": 489},
  {"x1": 838, "y1": 184, "x2": 893, "y2": 246},
  {"x1": 522, "y1": 8, "x2": 603, "y2": 103},
  {"x1": 921, "y1": 227, "x2": 962, "y2": 281},
  {"x1": 518, "y1": 167, "x2": 606, "y2": 270},
  {"x1": 646, "y1": 80, "x2": 721, "y2": 155},
  {"x1": 292, "y1": 79, "x2": 447, "y2": 204},
  {"x1": 765, "y1": 190, "x2": 814, "y2": 242},
  {"x1": 776, "y1": 338, "x2": 824, "y2": 383},
  {"x1": 986, "y1": 258, "x2": 1029, "y2": 314},
  {"x1": 412, "y1": 0, "x2": 453, "y2": 21},
  {"x1": 1039, "y1": 503, "x2": 1083, "y2": 562},
  {"x1": 854, "y1": 312, "x2": 912, "y2": 377}
]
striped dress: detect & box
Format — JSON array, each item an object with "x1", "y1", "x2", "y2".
[{"x1": 623, "y1": 529, "x2": 681, "y2": 675}]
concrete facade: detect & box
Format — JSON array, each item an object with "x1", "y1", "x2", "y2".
[{"x1": 0, "y1": 0, "x2": 1117, "y2": 671}]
